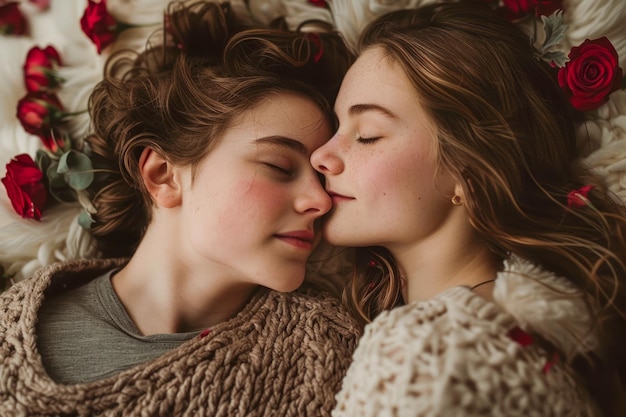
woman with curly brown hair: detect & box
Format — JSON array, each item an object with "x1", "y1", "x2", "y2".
[
  {"x1": 0, "y1": 1, "x2": 359, "y2": 415},
  {"x1": 311, "y1": 3, "x2": 626, "y2": 416}
]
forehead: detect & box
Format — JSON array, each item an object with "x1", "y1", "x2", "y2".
[
  {"x1": 336, "y1": 47, "x2": 418, "y2": 115},
  {"x1": 229, "y1": 92, "x2": 331, "y2": 151}
]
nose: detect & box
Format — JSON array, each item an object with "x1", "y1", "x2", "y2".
[
  {"x1": 295, "y1": 173, "x2": 332, "y2": 217},
  {"x1": 311, "y1": 141, "x2": 344, "y2": 176}
]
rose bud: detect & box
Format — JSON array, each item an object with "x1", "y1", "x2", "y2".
[
  {"x1": 0, "y1": 2, "x2": 27, "y2": 35},
  {"x1": 80, "y1": 0, "x2": 119, "y2": 54},
  {"x1": 16, "y1": 92, "x2": 67, "y2": 153},
  {"x1": 23, "y1": 45, "x2": 64, "y2": 93}
]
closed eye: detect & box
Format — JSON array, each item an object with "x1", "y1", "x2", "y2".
[
  {"x1": 356, "y1": 136, "x2": 381, "y2": 144},
  {"x1": 264, "y1": 163, "x2": 293, "y2": 177}
]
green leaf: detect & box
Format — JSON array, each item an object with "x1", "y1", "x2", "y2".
[
  {"x1": 543, "y1": 50, "x2": 569, "y2": 68},
  {"x1": 57, "y1": 150, "x2": 94, "y2": 191},
  {"x1": 46, "y1": 161, "x2": 76, "y2": 203},
  {"x1": 541, "y1": 11, "x2": 568, "y2": 52},
  {"x1": 77, "y1": 209, "x2": 94, "y2": 230},
  {"x1": 36, "y1": 150, "x2": 52, "y2": 174},
  {"x1": 46, "y1": 161, "x2": 67, "y2": 189}
]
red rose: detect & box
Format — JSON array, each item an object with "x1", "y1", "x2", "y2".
[
  {"x1": 16, "y1": 92, "x2": 67, "y2": 152},
  {"x1": 1, "y1": 154, "x2": 47, "y2": 220},
  {"x1": 558, "y1": 37, "x2": 623, "y2": 111},
  {"x1": 502, "y1": 0, "x2": 563, "y2": 19},
  {"x1": 0, "y1": 2, "x2": 27, "y2": 35},
  {"x1": 80, "y1": 0, "x2": 118, "y2": 54},
  {"x1": 23, "y1": 45, "x2": 64, "y2": 93}
]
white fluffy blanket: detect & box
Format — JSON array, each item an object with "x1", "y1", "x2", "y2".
[{"x1": 1, "y1": 0, "x2": 625, "y2": 283}]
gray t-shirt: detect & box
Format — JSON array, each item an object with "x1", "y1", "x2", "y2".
[{"x1": 36, "y1": 270, "x2": 199, "y2": 385}]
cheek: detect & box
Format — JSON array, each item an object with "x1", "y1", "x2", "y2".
[
  {"x1": 239, "y1": 177, "x2": 288, "y2": 205},
  {"x1": 210, "y1": 178, "x2": 287, "y2": 230},
  {"x1": 369, "y1": 155, "x2": 446, "y2": 233},
  {"x1": 362, "y1": 151, "x2": 430, "y2": 200}
]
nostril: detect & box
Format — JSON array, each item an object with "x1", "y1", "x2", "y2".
[
  {"x1": 315, "y1": 162, "x2": 332, "y2": 174},
  {"x1": 312, "y1": 151, "x2": 343, "y2": 176},
  {"x1": 310, "y1": 150, "x2": 327, "y2": 172}
]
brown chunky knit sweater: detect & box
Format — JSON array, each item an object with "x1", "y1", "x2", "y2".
[{"x1": 0, "y1": 259, "x2": 360, "y2": 416}]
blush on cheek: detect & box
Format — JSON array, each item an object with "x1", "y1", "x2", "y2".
[
  {"x1": 242, "y1": 177, "x2": 287, "y2": 201},
  {"x1": 364, "y1": 160, "x2": 402, "y2": 198},
  {"x1": 216, "y1": 178, "x2": 285, "y2": 231}
]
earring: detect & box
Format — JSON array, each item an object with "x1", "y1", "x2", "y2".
[{"x1": 451, "y1": 195, "x2": 462, "y2": 206}]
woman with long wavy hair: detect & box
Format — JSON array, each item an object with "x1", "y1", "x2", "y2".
[{"x1": 312, "y1": 3, "x2": 626, "y2": 416}]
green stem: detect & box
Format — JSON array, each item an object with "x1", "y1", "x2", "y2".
[
  {"x1": 116, "y1": 21, "x2": 161, "y2": 33},
  {"x1": 62, "y1": 109, "x2": 89, "y2": 118}
]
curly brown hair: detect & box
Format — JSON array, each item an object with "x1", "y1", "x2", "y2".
[{"x1": 84, "y1": 1, "x2": 353, "y2": 259}]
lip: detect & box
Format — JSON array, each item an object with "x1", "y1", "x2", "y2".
[
  {"x1": 327, "y1": 190, "x2": 355, "y2": 203},
  {"x1": 274, "y1": 230, "x2": 315, "y2": 250}
]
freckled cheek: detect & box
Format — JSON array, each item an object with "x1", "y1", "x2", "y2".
[
  {"x1": 371, "y1": 153, "x2": 436, "y2": 209},
  {"x1": 363, "y1": 159, "x2": 411, "y2": 199}
]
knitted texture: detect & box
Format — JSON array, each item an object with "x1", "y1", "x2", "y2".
[
  {"x1": 333, "y1": 259, "x2": 600, "y2": 417},
  {"x1": 0, "y1": 259, "x2": 361, "y2": 417}
]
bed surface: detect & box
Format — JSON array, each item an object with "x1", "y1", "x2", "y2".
[{"x1": 1, "y1": 0, "x2": 625, "y2": 284}]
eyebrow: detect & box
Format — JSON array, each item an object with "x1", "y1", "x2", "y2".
[
  {"x1": 348, "y1": 103, "x2": 397, "y2": 119},
  {"x1": 254, "y1": 136, "x2": 308, "y2": 155}
]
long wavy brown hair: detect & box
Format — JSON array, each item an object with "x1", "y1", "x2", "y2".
[
  {"x1": 84, "y1": 1, "x2": 353, "y2": 259},
  {"x1": 343, "y1": 4, "x2": 626, "y2": 414}
]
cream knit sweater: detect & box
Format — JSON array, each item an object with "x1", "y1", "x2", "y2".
[
  {"x1": 333, "y1": 257, "x2": 601, "y2": 417},
  {"x1": 0, "y1": 259, "x2": 360, "y2": 417}
]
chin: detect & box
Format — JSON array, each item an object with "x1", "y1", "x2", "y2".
[
  {"x1": 267, "y1": 269, "x2": 306, "y2": 293},
  {"x1": 270, "y1": 281, "x2": 304, "y2": 293}
]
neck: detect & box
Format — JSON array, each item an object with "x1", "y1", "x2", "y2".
[
  {"x1": 112, "y1": 229, "x2": 256, "y2": 336},
  {"x1": 398, "y1": 243, "x2": 499, "y2": 303},
  {"x1": 389, "y1": 216, "x2": 500, "y2": 303}
]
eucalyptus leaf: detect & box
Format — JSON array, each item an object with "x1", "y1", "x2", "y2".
[
  {"x1": 46, "y1": 161, "x2": 75, "y2": 203},
  {"x1": 77, "y1": 209, "x2": 94, "y2": 230},
  {"x1": 57, "y1": 150, "x2": 94, "y2": 191},
  {"x1": 543, "y1": 50, "x2": 569, "y2": 68},
  {"x1": 541, "y1": 11, "x2": 568, "y2": 52},
  {"x1": 46, "y1": 162, "x2": 66, "y2": 189},
  {"x1": 36, "y1": 150, "x2": 51, "y2": 173}
]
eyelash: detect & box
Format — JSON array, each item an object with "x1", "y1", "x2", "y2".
[
  {"x1": 265, "y1": 163, "x2": 292, "y2": 176},
  {"x1": 356, "y1": 136, "x2": 381, "y2": 145}
]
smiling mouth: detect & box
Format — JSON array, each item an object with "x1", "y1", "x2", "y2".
[{"x1": 274, "y1": 231, "x2": 315, "y2": 250}]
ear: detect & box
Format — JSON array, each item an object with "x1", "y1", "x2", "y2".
[{"x1": 139, "y1": 147, "x2": 182, "y2": 208}]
